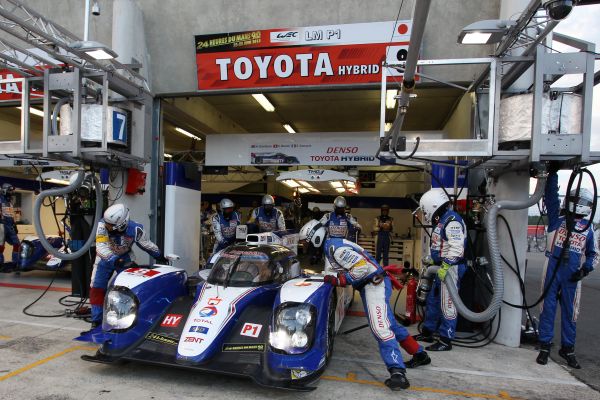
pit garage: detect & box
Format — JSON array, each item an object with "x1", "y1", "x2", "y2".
[{"x1": 1, "y1": 0, "x2": 600, "y2": 399}]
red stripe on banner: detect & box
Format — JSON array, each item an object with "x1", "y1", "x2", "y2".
[{"x1": 0, "y1": 282, "x2": 71, "y2": 292}]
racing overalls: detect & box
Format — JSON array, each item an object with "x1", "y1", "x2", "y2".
[
  {"x1": 0, "y1": 193, "x2": 20, "y2": 265},
  {"x1": 374, "y1": 215, "x2": 394, "y2": 266},
  {"x1": 538, "y1": 172, "x2": 598, "y2": 348},
  {"x1": 423, "y1": 209, "x2": 467, "y2": 341},
  {"x1": 319, "y1": 212, "x2": 361, "y2": 239},
  {"x1": 212, "y1": 211, "x2": 241, "y2": 253},
  {"x1": 247, "y1": 206, "x2": 285, "y2": 233},
  {"x1": 324, "y1": 237, "x2": 424, "y2": 371},
  {"x1": 90, "y1": 220, "x2": 161, "y2": 323}
]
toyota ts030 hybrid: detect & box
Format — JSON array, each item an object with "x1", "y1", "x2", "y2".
[{"x1": 77, "y1": 232, "x2": 352, "y2": 390}]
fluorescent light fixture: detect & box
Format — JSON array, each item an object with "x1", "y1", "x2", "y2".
[
  {"x1": 460, "y1": 32, "x2": 492, "y2": 44},
  {"x1": 330, "y1": 181, "x2": 343, "y2": 188},
  {"x1": 69, "y1": 40, "x2": 118, "y2": 60},
  {"x1": 164, "y1": 153, "x2": 173, "y2": 159},
  {"x1": 282, "y1": 179, "x2": 301, "y2": 188},
  {"x1": 386, "y1": 89, "x2": 398, "y2": 109},
  {"x1": 457, "y1": 19, "x2": 516, "y2": 45},
  {"x1": 283, "y1": 123, "x2": 296, "y2": 134},
  {"x1": 335, "y1": 187, "x2": 346, "y2": 193},
  {"x1": 299, "y1": 181, "x2": 313, "y2": 189},
  {"x1": 308, "y1": 188, "x2": 320, "y2": 193},
  {"x1": 44, "y1": 178, "x2": 69, "y2": 185},
  {"x1": 252, "y1": 94, "x2": 275, "y2": 112},
  {"x1": 385, "y1": 122, "x2": 393, "y2": 132},
  {"x1": 175, "y1": 127, "x2": 202, "y2": 141},
  {"x1": 16, "y1": 106, "x2": 59, "y2": 120},
  {"x1": 298, "y1": 187, "x2": 310, "y2": 194},
  {"x1": 346, "y1": 181, "x2": 356, "y2": 188}
]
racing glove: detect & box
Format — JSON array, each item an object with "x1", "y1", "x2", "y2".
[
  {"x1": 569, "y1": 269, "x2": 589, "y2": 282},
  {"x1": 323, "y1": 273, "x2": 347, "y2": 287},
  {"x1": 155, "y1": 255, "x2": 169, "y2": 265},
  {"x1": 437, "y1": 262, "x2": 452, "y2": 281}
]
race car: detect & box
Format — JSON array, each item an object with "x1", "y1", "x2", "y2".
[
  {"x1": 77, "y1": 232, "x2": 352, "y2": 390},
  {"x1": 251, "y1": 152, "x2": 300, "y2": 165}
]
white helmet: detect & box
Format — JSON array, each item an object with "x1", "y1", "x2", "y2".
[
  {"x1": 419, "y1": 188, "x2": 450, "y2": 224},
  {"x1": 103, "y1": 203, "x2": 130, "y2": 232},
  {"x1": 299, "y1": 219, "x2": 327, "y2": 248},
  {"x1": 262, "y1": 194, "x2": 275, "y2": 206},
  {"x1": 565, "y1": 188, "x2": 594, "y2": 216},
  {"x1": 1, "y1": 183, "x2": 15, "y2": 197},
  {"x1": 220, "y1": 198, "x2": 234, "y2": 210}
]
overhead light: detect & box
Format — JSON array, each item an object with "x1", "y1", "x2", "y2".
[
  {"x1": 299, "y1": 181, "x2": 313, "y2": 189},
  {"x1": 283, "y1": 123, "x2": 296, "y2": 134},
  {"x1": 16, "y1": 106, "x2": 59, "y2": 120},
  {"x1": 386, "y1": 89, "x2": 398, "y2": 109},
  {"x1": 282, "y1": 179, "x2": 301, "y2": 188},
  {"x1": 252, "y1": 94, "x2": 275, "y2": 112},
  {"x1": 69, "y1": 40, "x2": 118, "y2": 60},
  {"x1": 330, "y1": 181, "x2": 343, "y2": 188},
  {"x1": 298, "y1": 187, "x2": 310, "y2": 194},
  {"x1": 457, "y1": 19, "x2": 516, "y2": 45},
  {"x1": 346, "y1": 181, "x2": 356, "y2": 188},
  {"x1": 175, "y1": 127, "x2": 202, "y2": 141},
  {"x1": 384, "y1": 122, "x2": 393, "y2": 132},
  {"x1": 308, "y1": 188, "x2": 320, "y2": 193},
  {"x1": 164, "y1": 153, "x2": 173, "y2": 159},
  {"x1": 44, "y1": 178, "x2": 69, "y2": 185},
  {"x1": 335, "y1": 187, "x2": 346, "y2": 193}
]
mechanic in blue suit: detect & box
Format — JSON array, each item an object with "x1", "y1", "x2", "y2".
[
  {"x1": 414, "y1": 188, "x2": 467, "y2": 351},
  {"x1": 299, "y1": 221, "x2": 430, "y2": 391},
  {"x1": 212, "y1": 198, "x2": 242, "y2": 254},
  {"x1": 247, "y1": 194, "x2": 285, "y2": 233},
  {"x1": 89, "y1": 204, "x2": 163, "y2": 329},
  {"x1": 319, "y1": 196, "x2": 362, "y2": 239},
  {"x1": 374, "y1": 204, "x2": 394, "y2": 266},
  {"x1": 0, "y1": 183, "x2": 20, "y2": 266},
  {"x1": 536, "y1": 169, "x2": 598, "y2": 369}
]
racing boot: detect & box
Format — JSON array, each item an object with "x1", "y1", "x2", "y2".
[
  {"x1": 413, "y1": 327, "x2": 435, "y2": 343},
  {"x1": 559, "y1": 346, "x2": 581, "y2": 369},
  {"x1": 404, "y1": 350, "x2": 431, "y2": 368},
  {"x1": 426, "y1": 337, "x2": 452, "y2": 351},
  {"x1": 385, "y1": 368, "x2": 410, "y2": 391},
  {"x1": 536, "y1": 342, "x2": 552, "y2": 365}
]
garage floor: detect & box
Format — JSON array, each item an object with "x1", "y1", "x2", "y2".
[{"x1": 0, "y1": 272, "x2": 597, "y2": 400}]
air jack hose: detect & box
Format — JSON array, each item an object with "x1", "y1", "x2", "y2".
[
  {"x1": 442, "y1": 173, "x2": 547, "y2": 323},
  {"x1": 34, "y1": 169, "x2": 103, "y2": 260}
]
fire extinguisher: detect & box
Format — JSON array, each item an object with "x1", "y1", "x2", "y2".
[{"x1": 405, "y1": 276, "x2": 418, "y2": 324}]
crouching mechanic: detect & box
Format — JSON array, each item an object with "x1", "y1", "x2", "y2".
[
  {"x1": 89, "y1": 204, "x2": 165, "y2": 329},
  {"x1": 212, "y1": 198, "x2": 241, "y2": 254},
  {"x1": 415, "y1": 188, "x2": 467, "y2": 351},
  {"x1": 0, "y1": 183, "x2": 20, "y2": 267},
  {"x1": 299, "y1": 221, "x2": 430, "y2": 391},
  {"x1": 536, "y1": 169, "x2": 598, "y2": 369}
]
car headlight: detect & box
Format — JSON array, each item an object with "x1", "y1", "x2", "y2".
[
  {"x1": 269, "y1": 302, "x2": 316, "y2": 354},
  {"x1": 103, "y1": 286, "x2": 138, "y2": 331},
  {"x1": 19, "y1": 241, "x2": 33, "y2": 260}
]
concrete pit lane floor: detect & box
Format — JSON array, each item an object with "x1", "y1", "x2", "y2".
[{"x1": 0, "y1": 271, "x2": 598, "y2": 400}]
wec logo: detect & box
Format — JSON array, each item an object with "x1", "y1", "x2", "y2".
[
  {"x1": 277, "y1": 31, "x2": 298, "y2": 39},
  {"x1": 271, "y1": 31, "x2": 299, "y2": 42}
]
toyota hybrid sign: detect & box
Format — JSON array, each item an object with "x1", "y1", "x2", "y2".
[{"x1": 195, "y1": 20, "x2": 412, "y2": 91}]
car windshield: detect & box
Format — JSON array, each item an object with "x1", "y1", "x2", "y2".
[{"x1": 207, "y1": 250, "x2": 273, "y2": 287}]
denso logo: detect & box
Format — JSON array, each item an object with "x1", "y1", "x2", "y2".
[
  {"x1": 327, "y1": 147, "x2": 358, "y2": 154},
  {"x1": 375, "y1": 305, "x2": 385, "y2": 328},
  {"x1": 271, "y1": 31, "x2": 299, "y2": 42}
]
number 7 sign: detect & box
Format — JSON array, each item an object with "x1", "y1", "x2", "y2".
[{"x1": 112, "y1": 110, "x2": 127, "y2": 143}]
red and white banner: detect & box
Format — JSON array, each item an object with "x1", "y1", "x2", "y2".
[
  {"x1": 0, "y1": 69, "x2": 44, "y2": 102},
  {"x1": 195, "y1": 20, "x2": 412, "y2": 91}
]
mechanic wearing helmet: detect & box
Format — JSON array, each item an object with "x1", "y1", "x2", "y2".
[
  {"x1": 374, "y1": 204, "x2": 394, "y2": 266},
  {"x1": 415, "y1": 188, "x2": 467, "y2": 351},
  {"x1": 212, "y1": 198, "x2": 242, "y2": 253},
  {"x1": 0, "y1": 183, "x2": 20, "y2": 267},
  {"x1": 299, "y1": 220, "x2": 430, "y2": 391},
  {"x1": 89, "y1": 203, "x2": 164, "y2": 330},
  {"x1": 536, "y1": 169, "x2": 598, "y2": 369},
  {"x1": 247, "y1": 194, "x2": 285, "y2": 233},
  {"x1": 319, "y1": 196, "x2": 362, "y2": 240}
]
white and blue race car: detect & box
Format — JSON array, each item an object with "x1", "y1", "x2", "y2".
[{"x1": 77, "y1": 232, "x2": 352, "y2": 390}]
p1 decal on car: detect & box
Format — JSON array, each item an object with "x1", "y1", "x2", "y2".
[
  {"x1": 240, "y1": 323, "x2": 262, "y2": 338},
  {"x1": 222, "y1": 343, "x2": 265, "y2": 352},
  {"x1": 161, "y1": 314, "x2": 184, "y2": 328}
]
